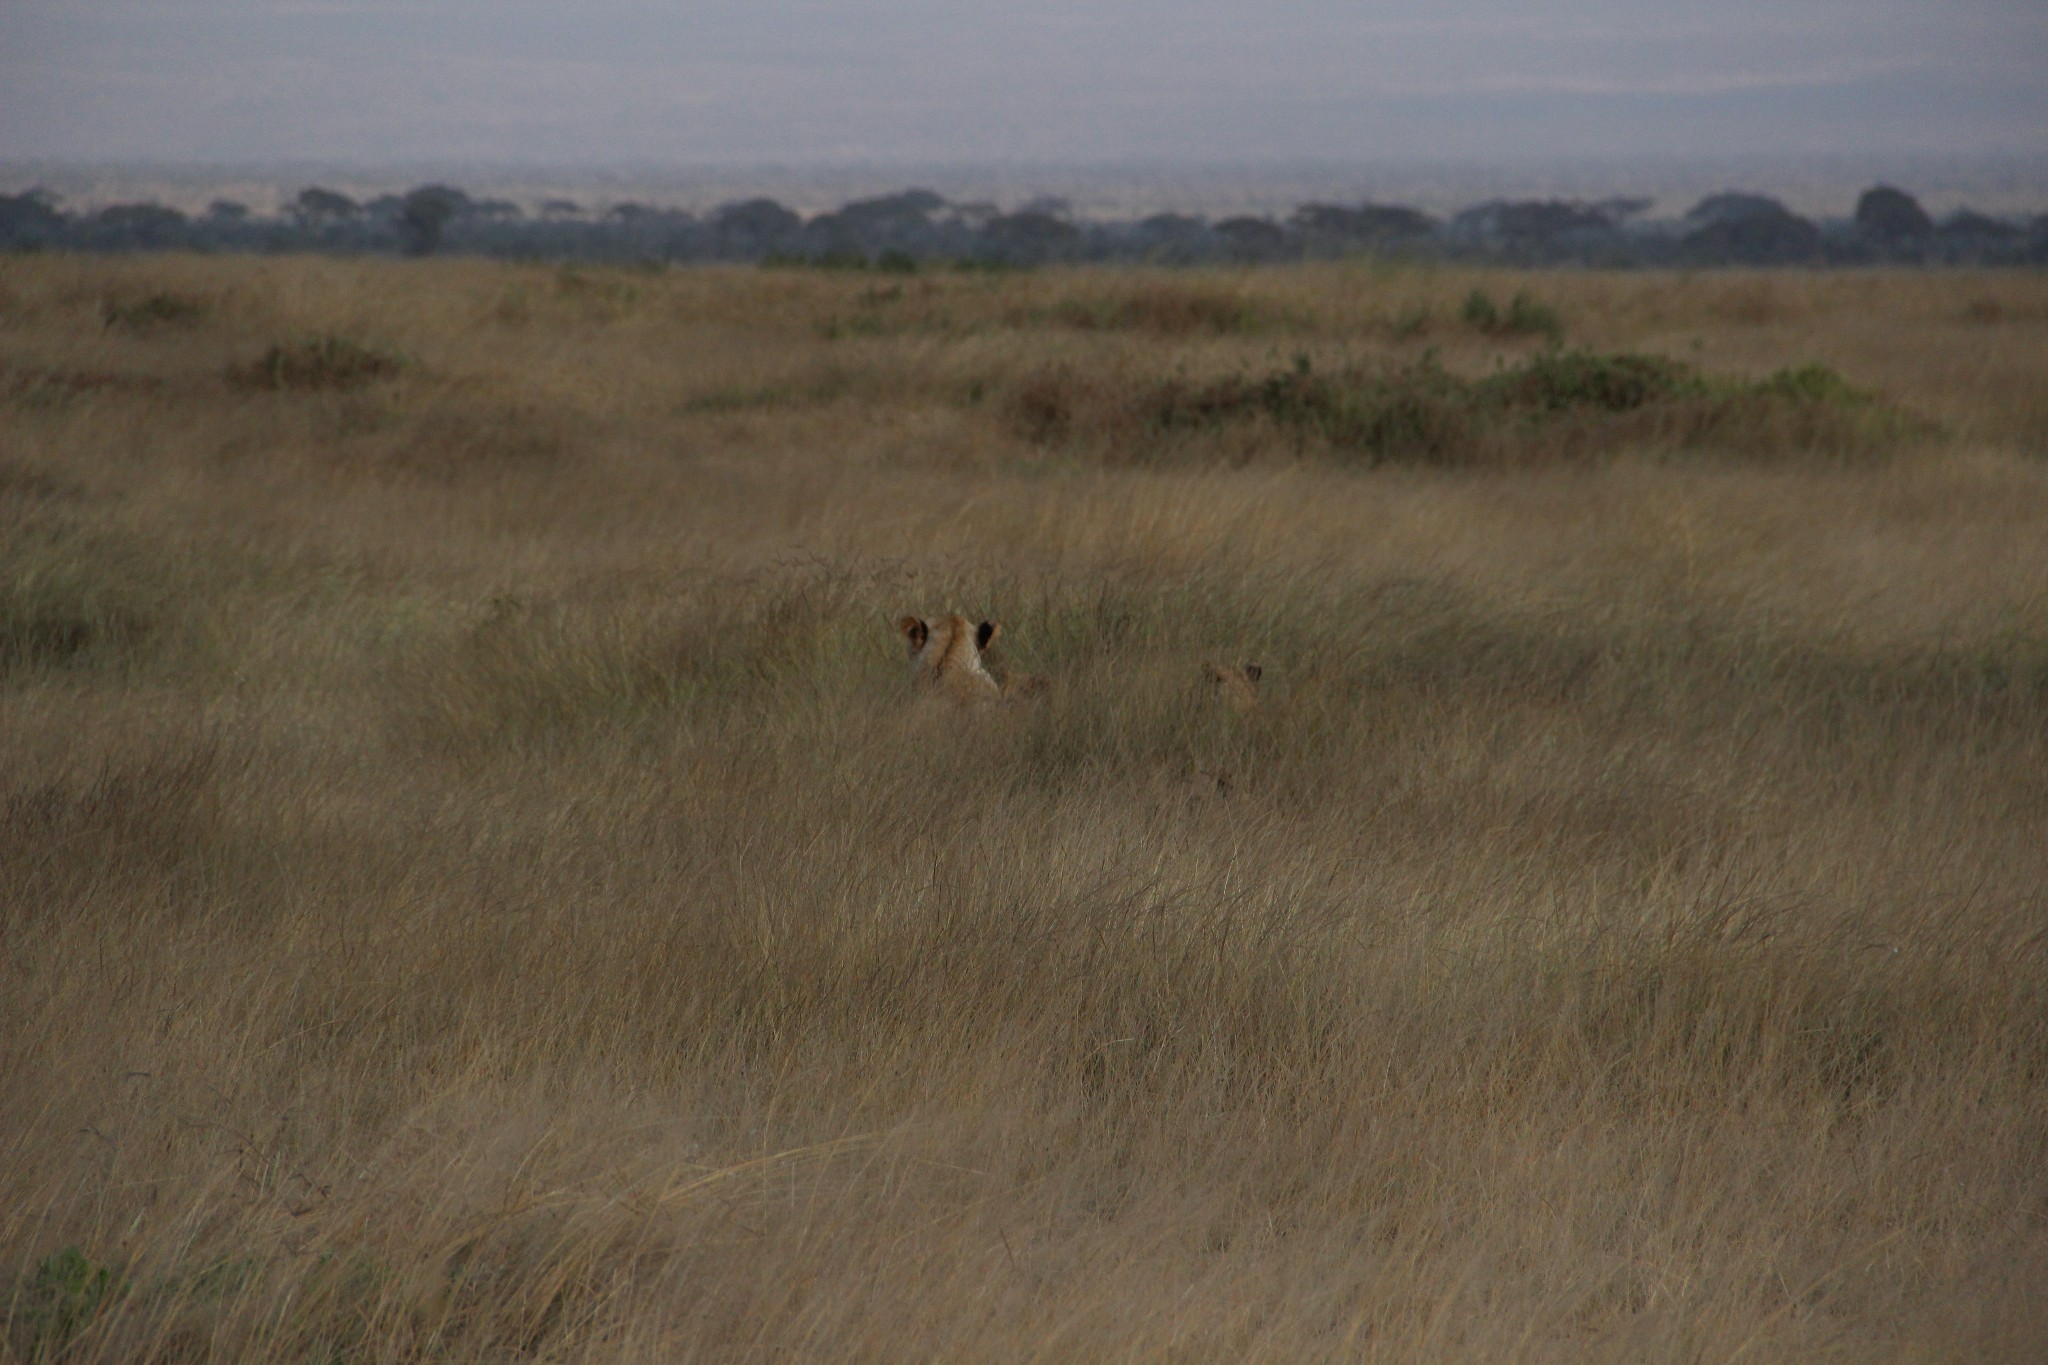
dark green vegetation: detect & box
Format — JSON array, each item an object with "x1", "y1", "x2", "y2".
[
  {"x1": 228, "y1": 335, "x2": 406, "y2": 391},
  {"x1": 1461, "y1": 287, "x2": 1565, "y2": 341},
  {"x1": 1010, "y1": 349, "x2": 1921, "y2": 465},
  {"x1": 7, "y1": 178, "x2": 2042, "y2": 267}
]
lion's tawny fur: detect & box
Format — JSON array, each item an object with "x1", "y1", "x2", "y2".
[
  {"x1": 897, "y1": 613, "x2": 1004, "y2": 704},
  {"x1": 1205, "y1": 661, "x2": 1263, "y2": 715}
]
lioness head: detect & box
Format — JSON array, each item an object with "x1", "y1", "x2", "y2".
[
  {"x1": 897, "y1": 613, "x2": 1003, "y2": 703},
  {"x1": 1205, "y1": 661, "x2": 1263, "y2": 714}
]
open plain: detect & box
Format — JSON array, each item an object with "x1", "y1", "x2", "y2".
[{"x1": 3, "y1": 254, "x2": 2047, "y2": 1362}]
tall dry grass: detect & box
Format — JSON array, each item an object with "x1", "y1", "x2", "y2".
[{"x1": 3, "y1": 254, "x2": 2048, "y2": 1362}]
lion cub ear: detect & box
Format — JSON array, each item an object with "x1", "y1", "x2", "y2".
[
  {"x1": 975, "y1": 620, "x2": 1000, "y2": 651},
  {"x1": 1242, "y1": 663, "x2": 1263, "y2": 685},
  {"x1": 896, "y1": 616, "x2": 930, "y2": 650}
]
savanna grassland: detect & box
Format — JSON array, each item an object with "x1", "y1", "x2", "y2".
[{"x1": 4, "y1": 253, "x2": 2048, "y2": 1363}]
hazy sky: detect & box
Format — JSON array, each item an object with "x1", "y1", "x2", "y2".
[{"x1": 3, "y1": 1, "x2": 2044, "y2": 166}]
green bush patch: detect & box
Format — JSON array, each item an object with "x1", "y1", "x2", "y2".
[
  {"x1": 1008, "y1": 350, "x2": 1922, "y2": 467},
  {"x1": 1461, "y1": 288, "x2": 1565, "y2": 342},
  {"x1": 7, "y1": 1246, "x2": 121, "y2": 1360},
  {"x1": 1483, "y1": 349, "x2": 1691, "y2": 411},
  {"x1": 230, "y1": 336, "x2": 406, "y2": 391}
]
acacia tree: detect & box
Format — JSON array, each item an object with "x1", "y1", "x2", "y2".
[
  {"x1": 398, "y1": 185, "x2": 470, "y2": 256},
  {"x1": 0, "y1": 189, "x2": 65, "y2": 246},
  {"x1": 292, "y1": 187, "x2": 359, "y2": 226},
  {"x1": 1855, "y1": 185, "x2": 1934, "y2": 244}
]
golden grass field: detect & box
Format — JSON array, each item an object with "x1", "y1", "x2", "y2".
[{"x1": 4, "y1": 253, "x2": 2048, "y2": 1362}]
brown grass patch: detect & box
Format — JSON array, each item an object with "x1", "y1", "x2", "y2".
[
  {"x1": 2, "y1": 254, "x2": 2047, "y2": 1362},
  {"x1": 3, "y1": 362, "x2": 171, "y2": 404},
  {"x1": 1037, "y1": 283, "x2": 1273, "y2": 335},
  {"x1": 99, "y1": 290, "x2": 211, "y2": 333}
]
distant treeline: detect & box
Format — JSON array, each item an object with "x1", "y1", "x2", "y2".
[{"x1": 2, "y1": 181, "x2": 2042, "y2": 268}]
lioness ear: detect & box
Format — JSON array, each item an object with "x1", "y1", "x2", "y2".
[
  {"x1": 976, "y1": 620, "x2": 1000, "y2": 651},
  {"x1": 1242, "y1": 663, "x2": 1263, "y2": 685},
  {"x1": 897, "y1": 616, "x2": 929, "y2": 650}
]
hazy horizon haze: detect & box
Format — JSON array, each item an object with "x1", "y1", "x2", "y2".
[{"x1": 4, "y1": 2, "x2": 2044, "y2": 168}]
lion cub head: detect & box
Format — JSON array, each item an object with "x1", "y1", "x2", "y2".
[
  {"x1": 897, "y1": 613, "x2": 1004, "y2": 704},
  {"x1": 1204, "y1": 661, "x2": 1263, "y2": 715}
]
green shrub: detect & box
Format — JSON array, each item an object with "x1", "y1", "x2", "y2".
[
  {"x1": 1461, "y1": 288, "x2": 1564, "y2": 341},
  {"x1": 1479, "y1": 349, "x2": 1695, "y2": 412},
  {"x1": 1761, "y1": 363, "x2": 1870, "y2": 405},
  {"x1": 1146, "y1": 353, "x2": 1472, "y2": 461},
  {"x1": 230, "y1": 336, "x2": 405, "y2": 391},
  {"x1": 1502, "y1": 291, "x2": 1565, "y2": 342},
  {"x1": 1460, "y1": 288, "x2": 1500, "y2": 331},
  {"x1": 8, "y1": 1247, "x2": 120, "y2": 1360},
  {"x1": 1008, "y1": 350, "x2": 1916, "y2": 468}
]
